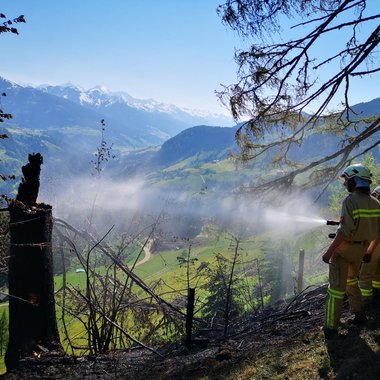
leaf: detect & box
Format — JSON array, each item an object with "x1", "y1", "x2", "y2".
[
  {"x1": 16, "y1": 15, "x2": 26, "y2": 23},
  {"x1": 0, "y1": 113, "x2": 12, "y2": 120}
]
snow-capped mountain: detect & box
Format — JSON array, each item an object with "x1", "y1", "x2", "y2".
[
  {"x1": 0, "y1": 76, "x2": 237, "y2": 179},
  {"x1": 0, "y1": 76, "x2": 234, "y2": 150},
  {"x1": 37, "y1": 83, "x2": 234, "y2": 127}
]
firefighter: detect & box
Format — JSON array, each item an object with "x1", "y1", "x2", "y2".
[
  {"x1": 322, "y1": 164, "x2": 380, "y2": 337},
  {"x1": 359, "y1": 186, "x2": 380, "y2": 312}
]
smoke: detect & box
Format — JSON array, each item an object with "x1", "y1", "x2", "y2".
[{"x1": 40, "y1": 174, "x2": 327, "y2": 237}]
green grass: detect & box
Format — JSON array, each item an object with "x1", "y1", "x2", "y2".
[
  {"x1": 155, "y1": 156, "x2": 260, "y2": 191},
  {"x1": 0, "y1": 306, "x2": 9, "y2": 375},
  {"x1": 133, "y1": 234, "x2": 265, "y2": 297}
]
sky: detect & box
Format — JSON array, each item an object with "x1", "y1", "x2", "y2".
[
  {"x1": 1, "y1": 1, "x2": 379, "y2": 117},
  {"x1": 1, "y1": 0, "x2": 242, "y2": 116}
]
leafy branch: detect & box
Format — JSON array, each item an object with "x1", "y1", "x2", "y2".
[{"x1": 0, "y1": 13, "x2": 25, "y2": 35}]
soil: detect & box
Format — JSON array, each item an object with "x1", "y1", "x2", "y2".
[
  {"x1": 135, "y1": 239, "x2": 153, "y2": 267},
  {"x1": 2, "y1": 284, "x2": 380, "y2": 380}
]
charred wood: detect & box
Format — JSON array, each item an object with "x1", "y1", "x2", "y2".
[{"x1": 5, "y1": 154, "x2": 62, "y2": 371}]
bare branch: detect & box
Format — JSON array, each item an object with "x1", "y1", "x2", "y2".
[{"x1": 54, "y1": 218, "x2": 186, "y2": 318}]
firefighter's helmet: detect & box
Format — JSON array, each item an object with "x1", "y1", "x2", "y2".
[
  {"x1": 372, "y1": 186, "x2": 380, "y2": 198},
  {"x1": 341, "y1": 164, "x2": 372, "y2": 182}
]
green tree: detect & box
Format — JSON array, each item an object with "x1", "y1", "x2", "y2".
[
  {"x1": 217, "y1": 1, "x2": 380, "y2": 192},
  {"x1": 203, "y1": 254, "x2": 245, "y2": 328}
]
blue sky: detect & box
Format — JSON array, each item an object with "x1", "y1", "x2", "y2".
[
  {"x1": 1, "y1": 1, "x2": 241, "y2": 115},
  {"x1": 1, "y1": 1, "x2": 379, "y2": 116}
]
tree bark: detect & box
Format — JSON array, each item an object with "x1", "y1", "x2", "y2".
[{"x1": 5, "y1": 154, "x2": 61, "y2": 371}]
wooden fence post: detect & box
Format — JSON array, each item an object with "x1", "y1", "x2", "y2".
[
  {"x1": 297, "y1": 249, "x2": 305, "y2": 294},
  {"x1": 185, "y1": 288, "x2": 195, "y2": 348}
]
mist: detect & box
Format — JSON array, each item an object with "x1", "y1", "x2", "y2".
[{"x1": 40, "y1": 174, "x2": 329, "y2": 238}]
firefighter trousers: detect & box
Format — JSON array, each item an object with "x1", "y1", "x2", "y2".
[
  {"x1": 326, "y1": 241, "x2": 367, "y2": 330},
  {"x1": 359, "y1": 247, "x2": 380, "y2": 304}
]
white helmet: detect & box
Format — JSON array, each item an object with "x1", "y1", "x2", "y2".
[
  {"x1": 372, "y1": 186, "x2": 380, "y2": 198},
  {"x1": 341, "y1": 164, "x2": 372, "y2": 182}
]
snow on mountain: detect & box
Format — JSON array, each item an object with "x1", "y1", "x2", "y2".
[
  {"x1": 0, "y1": 76, "x2": 22, "y2": 90},
  {"x1": 37, "y1": 83, "x2": 234, "y2": 127}
]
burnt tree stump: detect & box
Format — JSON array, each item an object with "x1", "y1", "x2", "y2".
[{"x1": 5, "y1": 153, "x2": 61, "y2": 371}]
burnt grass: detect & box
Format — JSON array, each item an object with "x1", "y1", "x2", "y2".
[{"x1": 2, "y1": 284, "x2": 380, "y2": 380}]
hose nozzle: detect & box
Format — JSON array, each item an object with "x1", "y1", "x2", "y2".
[{"x1": 326, "y1": 220, "x2": 340, "y2": 226}]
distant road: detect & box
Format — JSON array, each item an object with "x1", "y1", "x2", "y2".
[{"x1": 136, "y1": 239, "x2": 153, "y2": 267}]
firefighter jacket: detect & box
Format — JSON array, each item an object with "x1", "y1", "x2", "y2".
[{"x1": 337, "y1": 191, "x2": 380, "y2": 242}]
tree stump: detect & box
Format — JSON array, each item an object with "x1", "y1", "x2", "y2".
[{"x1": 5, "y1": 154, "x2": 61, "y2": 371}]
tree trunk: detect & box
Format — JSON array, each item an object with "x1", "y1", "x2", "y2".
[{"x1": 5, "y1": 154, "x2": 61, "y2": 371}]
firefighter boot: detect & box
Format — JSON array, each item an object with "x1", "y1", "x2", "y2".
[
  {"x1": 362, "y1": 297, "x2": 373, "y2": 321},
  {"x1": 372, "y1": 289, "x2": 380, "y2": 310}
]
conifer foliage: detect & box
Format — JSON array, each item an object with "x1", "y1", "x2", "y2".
[{"x1": 217, "y1": 1, "x2": 380, "y2": 191}]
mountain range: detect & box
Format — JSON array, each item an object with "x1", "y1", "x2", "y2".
[
  {"x1": 0, "y1": 76, "x2": 234, "y2": 178},
  {"x1": 0, "y1": 77, "x2": 233, "y2": 147},
  {"x1": 37, "y1": 82, "x2": 234, "y2": 131},
  {"x1": 0, "y1": 75, "x2": 379, "y2": 197}
]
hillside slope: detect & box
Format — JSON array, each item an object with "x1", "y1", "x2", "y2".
[
  {"x1": 3, "y1": 284, "x2": 380, "y2": 379},
  {"x1": 153, "y1": 124, "x2": 238, "y2": 167}
]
